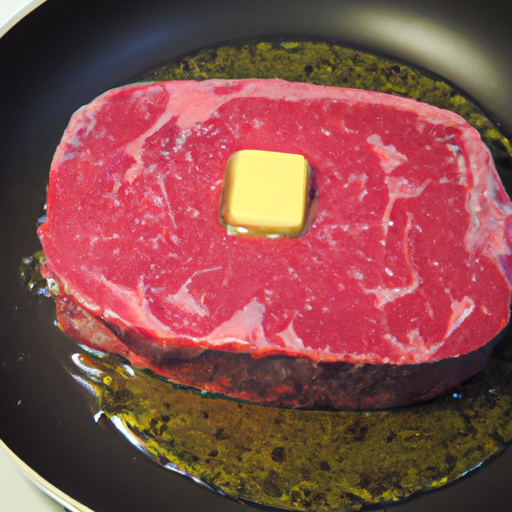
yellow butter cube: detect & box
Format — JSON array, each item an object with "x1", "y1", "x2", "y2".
[{"x1": 220, "y1": 150, "x2": 310, "y2": 237}]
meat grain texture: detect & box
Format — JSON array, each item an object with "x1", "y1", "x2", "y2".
[{"x1": 38, "y1": 79, "x2": 512, "y2": 409}]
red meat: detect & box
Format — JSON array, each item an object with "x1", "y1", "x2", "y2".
[{"x1": 38, "y1": 79, "x2": 512, "y2": 409}]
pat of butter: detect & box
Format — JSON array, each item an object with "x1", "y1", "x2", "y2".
[{"x1": 220, "y1": 150, "x2": 310, "y2": 237}]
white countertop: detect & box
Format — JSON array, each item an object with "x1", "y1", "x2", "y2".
[
  {"x1": 0, "y1": 442, "x2": 64, "y2": 512},
  {"x1": 0, "y1": 0, "x2": 44, "y2": 38},
  {"x1": 0, "y1": 5, "x2": 77, "y2": 512}
]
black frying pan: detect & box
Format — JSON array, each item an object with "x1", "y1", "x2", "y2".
[{"x1": 2, "y1": 1, "x2": 512, "y2": 511}]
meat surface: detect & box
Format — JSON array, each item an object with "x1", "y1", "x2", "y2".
[{"x1": 38, "y1": 79, "x2": 512, "y2": 409}]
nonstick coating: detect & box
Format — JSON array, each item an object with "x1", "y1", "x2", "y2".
[{"x1": 1, "y1": 1, "x2": 512, "y2": 511}]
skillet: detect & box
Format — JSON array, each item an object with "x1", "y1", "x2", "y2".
[{"x1": 1, "y1": 0, "x2": 512, "y2": 511}]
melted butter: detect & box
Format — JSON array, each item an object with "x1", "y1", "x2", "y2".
[{"x1": 71, "y1": 348, "x2": 512, "y2": 512}]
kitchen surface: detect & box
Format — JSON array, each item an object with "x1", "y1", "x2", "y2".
[{"x1": 0, "y1": 441, "x2": 63, "y2": 511}]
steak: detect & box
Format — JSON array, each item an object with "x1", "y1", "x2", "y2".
[{"x1": 38, "y1": 79, "x2": 512, "y2": 409}]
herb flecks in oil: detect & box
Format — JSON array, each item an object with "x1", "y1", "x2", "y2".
[{"x1": 72, "y1": 351, "x2": 512, "y2": 512}]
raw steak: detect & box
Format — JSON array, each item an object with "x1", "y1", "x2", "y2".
[{"x1": 38, "y1": 79, "x2": 512, "y2": 409}]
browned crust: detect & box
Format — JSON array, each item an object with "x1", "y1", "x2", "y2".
[{"x1": 55, "y1": 295, "x2": 499, "y2": 410}]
